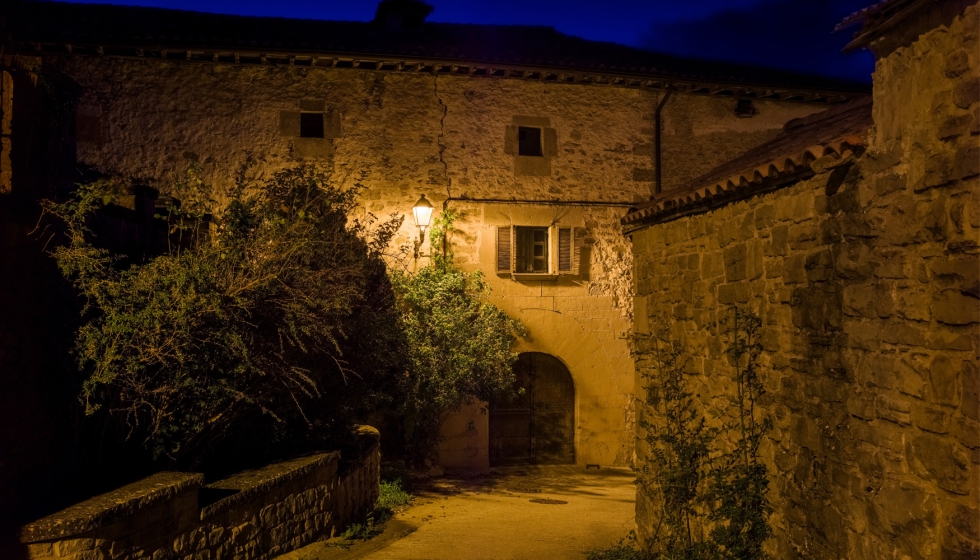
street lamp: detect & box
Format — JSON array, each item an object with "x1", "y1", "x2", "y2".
[{"x1": 412, "y1": 194, "x2": 434, "y2": 259}]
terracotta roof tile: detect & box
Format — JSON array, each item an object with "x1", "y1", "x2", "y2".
[{"x1": 622, "y1": 96, "x2": 873, "y2": 230}]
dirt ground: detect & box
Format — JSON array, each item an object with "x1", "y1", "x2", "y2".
[{"x1": 278, "y1": 465, "x2": 636, "y2": 560}]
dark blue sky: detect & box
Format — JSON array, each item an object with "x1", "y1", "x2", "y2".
[{"x1": 61, "y1": 0, "x2": 876, "y2": 82}]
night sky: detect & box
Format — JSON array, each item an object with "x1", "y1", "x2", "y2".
[{"x1": 59, "y1": 0, "x2": 876, "y2": 83}]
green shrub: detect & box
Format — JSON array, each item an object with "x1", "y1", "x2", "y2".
[
  {"x1": 377, "y1": 478, "x2": 413, "y2": 511},
  {"x1": 45, "y1": 164, "x2": 405, "y2": 467},
  {"x1": 390, "y1": 209, "x2": 527, "y2": 467}
]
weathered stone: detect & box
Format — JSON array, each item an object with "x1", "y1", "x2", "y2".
[
  {"x1": 875, "y1": 394, "x2": 911, "y2": 425},
  {"x1": 933, "y1": 289, "x2": 980, "y2": 324},
  {"x1": 953, "y1": 144, "x2": 980, "y2": 179},
  {"x1": 953, "y1": 78, "x2": 980, "y2": 109},
  {"x1": 907, "y1": 433, "x2": 972, "y2": 494},
  {"x1": 871, "y1": 481, "x2": 939, "y2": 557},
  {"x1": 879, "y1": 321, "x2": 927, "y2": 346},
  {"x1": 930, "y1": 355, "x2": 963, "y2": 405},
  {"x1": 962, "y1": 360, "x2": 980, "y2": 421},
  {"x1": 911, "y1": 403, "x2": 950, "y2": 433},
  {"x1": 939, "y1": 113, "x2": 974, "y2": 140},
  {"x1": 948, "y1": 502, "x2": 980, "y2": 539}
]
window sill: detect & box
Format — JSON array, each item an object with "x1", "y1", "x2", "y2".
[{"x1": 510, "y1": 272, "x2": 559, "y2": 280}]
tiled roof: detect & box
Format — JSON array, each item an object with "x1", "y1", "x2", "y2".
[
  {"x1": 622, "y1": 96, "x2": 873, "y2": 231},
  {"x1": 834, "y1": 0, "x2": 929, "y2": 51},
  {"x1": 0, "y1": 1, "x2": 870, "y2": 102}
]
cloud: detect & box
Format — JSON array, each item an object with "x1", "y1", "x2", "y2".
[{"x1": 640, "y1": 0, "x2": 874, "y2": 82}]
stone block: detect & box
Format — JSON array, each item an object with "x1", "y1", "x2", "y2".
[
  {"x1": 845, "y1": 320, "x2": 881, "y2": 351},
  {"x1": 843, "y1": 285, "x2": 874, "y2": 318},
  {"x1": 962, "y1": 360, "x2": 979, "y2": 421},
  {"x1": 953, "y1": 79, "x2": 980, "y2": 109},
  {"x1": 933, "y1": 289, "x2": 980, "y2": 325},
  {"x1": 907, "y1": 433, "x2": 972, "y2": 494},
  {"x1": 874, "y1": 172, "x2": 906, "y2": 196},
  {"x1": 880, "y1": 321, "x2": 927, "y2": 346},
  {"x1": 952, "y1": 415, "x2": 980, "y2": 450},
  {"x1": 949, "y1": 502, "x2": 980, "y2": 541},
  {"x1": 875, "y1": 394, "x2": 911, "y2": 425},
  {"x1": 953, "y1": 144, "x2": 980, "y2": 180},
  {"x1": 929, "y1": 355, "x2": 963, "y2": 406},
  {"x1": 871, "y1": 481, "x2": 938, "y2": 547},
  {"x1": 805, "y1": 248, "x2": 834, "y2": 282},
  {"x1": 723, "y1": 243, "x2": 747, "y2": 282},
  {"x1": 945, "y1": 49, "x2": 972, "y2": 78},
  {"x1": 912, "y1": 403, "x2": 951, "y2": 434},
  {"x1": 846, "y1": 391, "x2": 875, "y2": 419},
  {"x1": 783, "y1": 254, "x2": 806, "y2": 284},
  {"x1": 939, "y1": 114, "x2": 974, "y2": 140},
  {"x1": 771, "y1": 225, "x2": 789, "y2": 256}
]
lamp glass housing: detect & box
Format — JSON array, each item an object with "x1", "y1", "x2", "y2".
[{"x1": 412, "y1": 195, "x2": 434, "y2": 230}]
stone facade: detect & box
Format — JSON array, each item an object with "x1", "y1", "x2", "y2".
[
  {"x1": 17, "y1": 427, "x2": 381, "y2": 560},
  {"x1": 630, "y1": 2, "x2": 979, "y2": 558},
  {"x1": 33, "y1": 51, "x2": 829, "y2": 469}
]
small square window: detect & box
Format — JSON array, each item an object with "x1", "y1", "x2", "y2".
[
  {"x1": 518, "y1": 126, "x2": 543, "y2": 157},
  {"x1": 300, "y1": 112, "x2": 325, "y2": 138},
  {"x1": 515, "y1": 226, "x2": 549, "y2": 273}
]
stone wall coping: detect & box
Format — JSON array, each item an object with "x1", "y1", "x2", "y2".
[
  {"x1": 19, "y1": 471, "x2": 204, "y2": 544},
  {"x1": 199, "y1": 452, "x2": 340, "y2": 520}
]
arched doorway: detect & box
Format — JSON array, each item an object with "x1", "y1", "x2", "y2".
[{"x1": 489, "y1": 352, "x2": 575, "y2": 466}]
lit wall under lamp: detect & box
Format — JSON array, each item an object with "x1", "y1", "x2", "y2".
[{"x1": 412, "y1": 194, "x2": 434, "y2": 260}]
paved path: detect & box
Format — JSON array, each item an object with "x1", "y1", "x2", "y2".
[{"x1": 280, "y1": 465, "x2": 636, "y2": 560}]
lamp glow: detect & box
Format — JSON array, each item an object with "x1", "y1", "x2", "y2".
[{"x1": 412, "y1": 195, "x2": 434, "y2": 231}]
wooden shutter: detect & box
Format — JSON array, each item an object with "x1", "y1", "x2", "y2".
[
  {"x1": 572, "y1": 227, "x2": 585, "y2": 275},
  {"x1": 496, "y1": 226, "x2": 512, "y2": 272},
  {"x1": 557, "y1": 227, "x2": 573, "y2": 273}
]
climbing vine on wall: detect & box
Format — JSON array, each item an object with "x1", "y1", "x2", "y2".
[{"x1": 637, "y1": 307, "x2": 773, "y2": 560}]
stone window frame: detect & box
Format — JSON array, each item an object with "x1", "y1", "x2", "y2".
[
  {"x1": 504, "y1": 116, "x2": 558, "y2": 176},
  {"x1": 279, "y1": 99, "x2": 341, "y2": 160}
]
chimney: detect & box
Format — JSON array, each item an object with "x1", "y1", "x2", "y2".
[{"x1": 373, "y1": 0, "x2": 434, "y2": 32}]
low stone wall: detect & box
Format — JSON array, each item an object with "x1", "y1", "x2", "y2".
[{"x1": 17, "y1": 426, "x2": 380, "y2": 560}]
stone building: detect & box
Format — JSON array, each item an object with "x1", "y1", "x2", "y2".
[
  {"x1": 0, "y1": 0, "x2": 868, "y2": 486},
  {"x1": 624, "y1": 0, "x2": 979, "y2": 557}
]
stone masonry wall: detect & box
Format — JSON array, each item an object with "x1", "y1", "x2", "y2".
[
  {"x1": 43, "y1": 53, "x2": 823, "y2": 468},
  {"x1": 631, "y1": 4, "x2": 979, "y2": 558},
  {"x1": 17, "y1": 427, "x2": 381, "y2": 560}
]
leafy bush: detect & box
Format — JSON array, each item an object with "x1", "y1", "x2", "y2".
[
  {"x1": 636, "y1": 308, "x2": 772, "y2": 560},
  {"x1": 45, "y1": 164, "x2": 405, "y2": 467},
  {"x1": 389, "y1": 209, "x2": 527, "y2": 466},
  {"x1": 377, "y1": 478, "x2": 413, "y2": 511}
]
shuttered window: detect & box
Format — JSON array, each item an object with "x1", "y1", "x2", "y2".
[
  {"x1": 497, "y1": 226, "x2": 512, "y2": 272},
  {"x1": 496, "y1": 225, "x2": 581, "y2": 276},
  {"x1": 557, "y1": 228, "x2": 572, "y2": 272}
]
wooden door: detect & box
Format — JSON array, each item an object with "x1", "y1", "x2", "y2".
[
  {"x1": 489, "y1": 353, "x2": 575, "y2": 466},
  {"x1": 529, "y1": 353, "x2": 575, "y2": 464},
  {"x1": 489, "y1": 358, "x2": 531, "y2": 466}
]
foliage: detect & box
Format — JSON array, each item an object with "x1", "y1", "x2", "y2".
[
  {"x1": 389, "y1": 208, "x2": 527, "y2": 467},
  {"x1": 44, "y1": 164, "x2": 405, "y2": 467},
  {"x1": 637, "y1": 322, "x2": 715, "y2": 559},
  {"x1": 586, "y1": 532, "x2": 655, "y2": 560},
  {"x1": 705, "y1": 307, "x2": 773, "y2": 560},
  {"x1": 377, "y1": 478, "x2": 413, "y2": 512},
  {"x1": 636, "y1": 307, "x2": 772, "y2": 560},
  {"x1": 335, "y1": 476, "x2": 413, "y2": 546}
]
